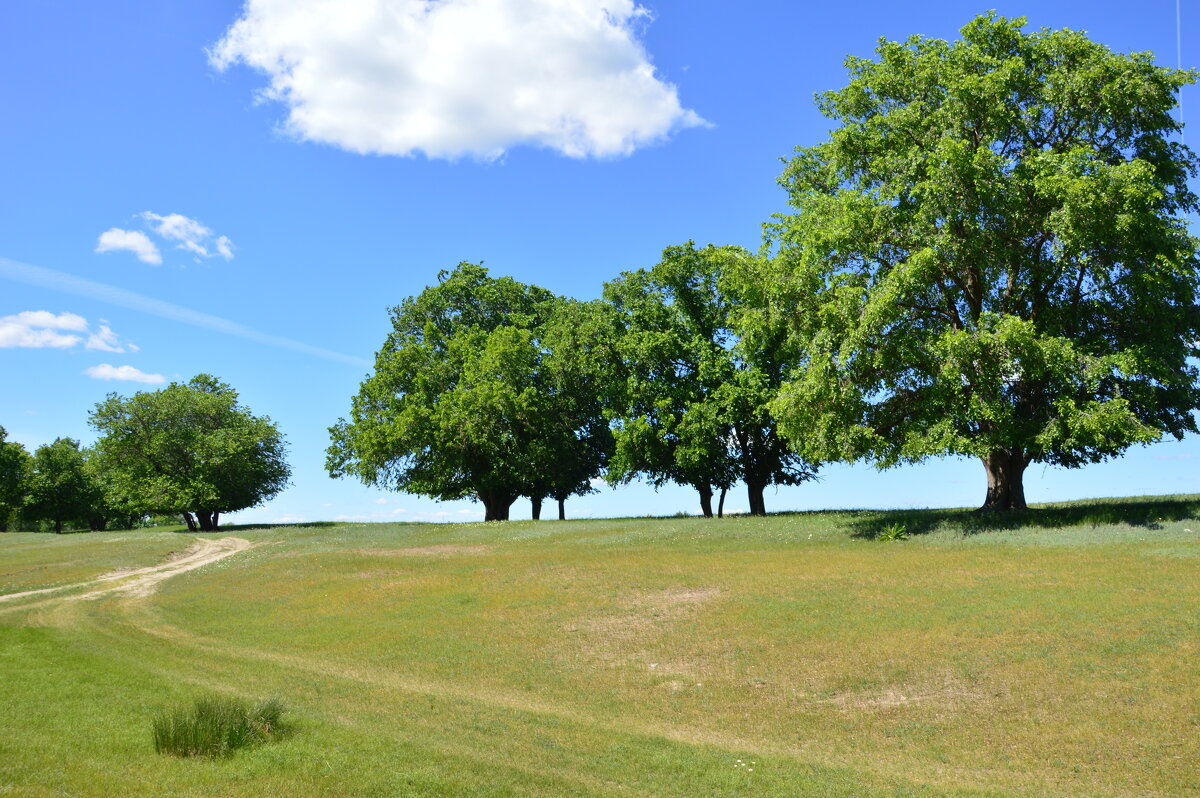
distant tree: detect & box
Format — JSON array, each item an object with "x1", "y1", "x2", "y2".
[
  {"x1": 761, "y1": 13, "x2": 1200, "y2": 510},
  {"x1": 82, "y1": 446, "x2": 147, "y2": 531},
  {"x1": 605, "y1": 243, "x2": 817, "y2": 516},
  {"x1": 90, "y1": 375, "x2": 290, "y2": 531},
  {"x1": 330, "y1": 264, "x2": 614, "y2": 522},
  {"x1": 24, "y1": 438, "x2": 96, "y2": 533},
  {"x1": 0, "y1": 426, "x2": 32, "y2": 532}
]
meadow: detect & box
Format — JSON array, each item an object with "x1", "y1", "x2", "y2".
[{"x1": 1, "y1": 495, "x2": 1197, "y2": 797}]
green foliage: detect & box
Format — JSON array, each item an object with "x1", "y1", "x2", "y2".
[
  {"x1": 152, "y1": 695, "x2": 285, "y2": 757},
  {"x1": 877, "y1": 523, "x2": 908, "y2": 541},
  {"x1": 606, "y1": 242, "x2": 817, "y2": 516},
  {"x1": 329, "y1": 263, "x2": 612, "y2": 521},
  {"x1": 23, "y1": 438, "x2": 97, "y2": 533},
  {"x1": 761, "y1": 13, "x2": 1200, "y2": 510},
  {"x1": 89, "y1": 375, "x2": 290, "y2": 531},
  {"x1": 0, "y1": 426, "x2": 31, "y2": 532}
]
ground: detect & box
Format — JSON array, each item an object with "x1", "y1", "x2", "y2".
[{"x1": 0, "y1": 496, "x2": 1197, "y2": 797}]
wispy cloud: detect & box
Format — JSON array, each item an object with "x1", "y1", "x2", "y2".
[
  {"x1": 0, "y1": 257, "x2": 370, "y2": 367},
  {"x1": 139, "y1": 212, "x2": 235, "y2": 261},
  {"x1": 83, "y1": 363, "x2": 166, "y2": 384},
  {"x1": 0, "y1": 310, "x2": 136, "y2": 352},
  {"x1": 96, "y1": 229, "x2": 162, "y2": 265}
]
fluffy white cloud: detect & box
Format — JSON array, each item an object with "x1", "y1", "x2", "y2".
[
  {"x1": 0, "y1": 311, "x2": 87, "y2": 348},
  {"x1": 139, "y1": 212, "x2": 236, "y2": 261},
  {"x1": 0, "y1": 311, "x2": 138, "y2": 353},
  {"x1": 83, "y1": 364, "x2": 166, "y2": 384},
  {"x1": 95, "y1": 229, "x2": 162, "y2": 265},
  {"x1": 209, "y1": 0, "x2": 705, "y2": 159}
]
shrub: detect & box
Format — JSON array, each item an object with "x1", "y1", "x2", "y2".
[
  {"x1": 152, "y1": 695, "x2": 285, "y2": 757},
  {"x1": 878, "y1": 523, "x2": 909, "y2": 541}
]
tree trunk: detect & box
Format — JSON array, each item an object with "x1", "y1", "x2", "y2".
[
  {"x1": 558, "y1": 497, "x2": 566, "y2": 521},
  {"x1": 183, "y1": 512, "x2": 197, "y2": 532},
  {"x1": 54, "y1": 518, "x2": 63, "y2": 534},
  {"x1": 212, "y1": 512, "x2": 220, "y2": 529},
  {"x1": 195, "y1": 511, "x2": 215, "y2": 531},
  {"x1": 980, "y1": 450, "x2": 1029, "y2": 511},
  {"x1": 746, "y1": 480, "x2": 767, "y2": 516},
  {"x1": 531, "y1": 496, "x2": 543, "y2": 520},
  {"x1": 717, "y1": 487, "x2": 727, "y2": 518},
  {"x1": 478, "y1": 489, "x2": 515, "y2": 521},
  {"x1": 698, "y1": 485, "x2": 713, "y2": 518}
]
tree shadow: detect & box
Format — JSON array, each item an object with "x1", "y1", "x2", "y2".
[
  {"x1": 187, "y1": 521, "x2": 341, "y2": 533},
  {"x1": 846, "y1": 495, "x2": 1200, "y2": 539}
]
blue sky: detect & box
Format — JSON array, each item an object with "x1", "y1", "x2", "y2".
[{"x1": 2, "y1": 0, "x2": 1196, "y2": 524}]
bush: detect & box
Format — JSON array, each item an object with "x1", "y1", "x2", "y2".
[
  {"x1": 878, "y1": 522, "x2": 909, "y2": 541},
  {"x1": 152, "y1": 695, "x2": 285, "y2": 757}
]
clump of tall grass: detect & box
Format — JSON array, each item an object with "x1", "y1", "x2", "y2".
[{"x1": 152, "y1": 695, "x2": 285, "y2": 757}]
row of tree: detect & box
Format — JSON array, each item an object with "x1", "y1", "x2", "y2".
[
  {"x1": 0, "y1": 376, "x2": 289, "y2": 532},
  {"x1": 328, "y1": 14, "x2": 1200, "y2": 519}
]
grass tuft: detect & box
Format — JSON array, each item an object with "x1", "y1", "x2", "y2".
[{"x1": 152, "y1": 695, "x2": 286, "y2": 757}]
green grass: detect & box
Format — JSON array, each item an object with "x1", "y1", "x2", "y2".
[
  {"x1": 152, "y1": 695, "x2": 286, "y2": 757},
  {"x1": 0, "y1": 496, "x2": 1197, "y2": 796}
]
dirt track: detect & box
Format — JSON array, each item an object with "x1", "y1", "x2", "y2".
[{"x1": 0, "y1": 537, "x2": 252, "y2": 603}]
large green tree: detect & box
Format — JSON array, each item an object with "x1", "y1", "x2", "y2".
[
  {"x1": 24, "y1": 438, "x2": 96, "y2": 533},
  {"x1": 329, "y1": 264, "x2": 607, "y2": 522},
  {"x1": 90, "y1": 375, "x2": 290, "y2": 531},
  {"x1": 0, "y1": 426, "x2": 32, "y2": 532},
  {"x1": 760, "y1": 14, "x2": 1200, "y2": 510},
  {"x1": 606, "y1": 243, "x2": 817, "y2": 516}
]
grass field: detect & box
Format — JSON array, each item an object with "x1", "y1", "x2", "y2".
[{"x1": 1, "y1": 495, "x2": 1197, "y2": 797}]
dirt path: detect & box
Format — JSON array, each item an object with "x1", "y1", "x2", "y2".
[{"x1": 0, "y1": 537, "x2": 252, "y2": 603}]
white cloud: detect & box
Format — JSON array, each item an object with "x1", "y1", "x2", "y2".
[
  {"x1": 85, "y1": 324, "x2": 129, "y2": 353},
  {"x1": 215, "y1": 236, "x2": 235, "y2": 260},
  {"x1": 0, "y1": 311, "x2": 138, "y2": 353},
  {"x1": 272, "y1": 514, "x2": 307, "y2": 523},
  {"x1": 0, "y1": 310, "x2": 88, "y2": 349},
  {"x1": 83, "y1": 364, "x2": 167, "y2": 384},
  {"x1": 139, "y1": 212, "x2": 235, "y2": 262},
  {"x1": 209, "y1": 0, "x2": 705, "y2": 160},
  {"x1": 374, "y1": 497, "x2": 389, "y2": 505},
  {"x1": 95, "y1": 229, "x2": 162, "y2": 265}
]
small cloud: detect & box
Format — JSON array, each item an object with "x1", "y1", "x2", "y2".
[
  {"x1": 215, "y1": 236, "x2": 235, "y2": 260},
  {"x1": 83, "y1": 363, "x2": 166, "y2": 384},
  {"x1": 0, "y1": 310, "x2": 87, "y2": 348},
  {"x1": 139, "y1": 212, "x2": 234, "y2": 262},
  {"x1": 85, "y1": 324, "x2": 129, "y2": 353},
  {"x1": 95, "y1": 228, "x2": 162, "y2": 265},
  {"x1": 271, "y1": 514, "x2": 306, "y2": 523},
  {"x1": 23, "y1": 410, "x2": 36, "y2": 415},
  {"x1": 374, "y1": 498, "x2": 389, "y2": 505}
]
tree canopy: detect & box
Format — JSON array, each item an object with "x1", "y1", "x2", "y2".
[
  {"x1": 90, "y1": 375, "x2": 290, "y2": 530},
  {"x1": 328, "y1": 263, "x2": 612, "y2": 521},
  {"x1": 606, "y1": 243, "x2": 817, "y2": 516},
  {"x1": 755, "y1": 14, "x2": 1200, "y2": 510},
  {"x1": 23, "y1": 438, "x2": 96, "y2": 533},
  {"x1": 0, "y1": 427, "x2": 32, "y2": 532}
]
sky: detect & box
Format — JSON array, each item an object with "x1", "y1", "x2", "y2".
[{"x1": 1, "y1": 0, "x2": 1197, "y2": 525}]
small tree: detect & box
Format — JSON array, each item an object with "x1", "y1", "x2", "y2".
[
  {"x1": 90, "y1": 375, "x2": 290, "y2": 530},
  {"x1": 24, "y1": 438, "x2": 96, "y2": 533},
  {"x1": 0, "y1": 426, "x2": 32, "y2": 532},
  {"x1": 764, "y1": 14, "x2": 1200, "y2": 510}
]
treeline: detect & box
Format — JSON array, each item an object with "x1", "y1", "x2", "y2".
[
  {"x1": 0, "y1": 376, "x2": 289, "y2": 533},
  {"x1": 327, "y1": 15, "x2": 1200, "y2": 519},
  {"x1": 328, "y1": 246, "x2": 815, "y2": 521}
]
